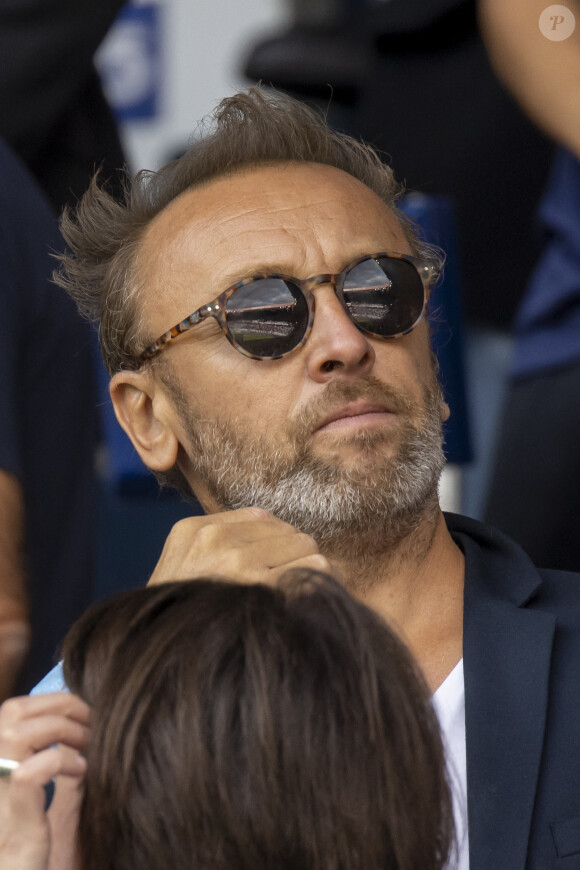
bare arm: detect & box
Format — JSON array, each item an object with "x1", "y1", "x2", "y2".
[
  {"x1": 478, "y1": 0, "x2": 580, "y2": 158},
  {"x1": 0, "y1": 471, "x2": 30, "y2": 702}
]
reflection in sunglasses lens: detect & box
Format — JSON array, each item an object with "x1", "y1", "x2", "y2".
[
  {"x1": 344, "y1": 258, "x2": 424, "y2": 337},
  {"x1": 226, "y1": 278, "x2": 309, "y2": 358}
]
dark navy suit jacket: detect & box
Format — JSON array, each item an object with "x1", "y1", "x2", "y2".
[{"x1": 448, "y1": 513, "x2": 580, "y2": 869}]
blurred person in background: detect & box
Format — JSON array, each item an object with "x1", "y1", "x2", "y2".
[
  {"x1": 0, "y1": 571, "x2": 454, "y2": 870},
  {"x1": 480, "y1": 0, "x2": 580, "y2": 571},
  {"x1": 0, "y1": 139, "x2": 98, "y2": 699},
  {"x1": 0, "y1": 0, "x2": 126, "y2": 212},
  {"x1": 0, "y1": 0, "x2": 129, "y2": 695}
]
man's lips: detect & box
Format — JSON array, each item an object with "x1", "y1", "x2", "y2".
[{"x1": 314, "y1": 400, "x2": 396, "y2": 434}]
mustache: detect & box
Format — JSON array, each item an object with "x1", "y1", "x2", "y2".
[{"x1": 291, "y1": 376, "x2": 424, "y2": 441}]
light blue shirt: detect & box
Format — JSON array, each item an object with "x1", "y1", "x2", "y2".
[{"x1": 31, "y1": 662, "x2": 67, "y2": 694}]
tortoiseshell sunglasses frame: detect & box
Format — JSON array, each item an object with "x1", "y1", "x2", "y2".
[{"x1": 138, "y1": 252, "x2": 439, "y2": 364}]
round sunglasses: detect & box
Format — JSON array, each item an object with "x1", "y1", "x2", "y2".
[{"x1": 138, "y1": 252, "x2": 439, "y2": 363}]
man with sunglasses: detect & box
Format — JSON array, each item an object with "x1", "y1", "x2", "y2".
[{"x1": 33, "y1": 88, "x2": 580, "y2": 869}]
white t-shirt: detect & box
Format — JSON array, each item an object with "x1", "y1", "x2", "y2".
[{"x1": 432, "y1": 658, "x2": 469, "y2": 870}]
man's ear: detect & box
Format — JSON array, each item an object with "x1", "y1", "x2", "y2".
[
  {"x1": 441, "y1": 399, "x2": 451, "y2": 423},
  {"x1": 109, "y1": 370, "x2": 180, "y2": 472}
]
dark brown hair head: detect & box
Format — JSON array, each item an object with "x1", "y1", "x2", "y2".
[
  {"x1": 63, "y1": 569, "x2": 454, "y2": 870},
  {"x1": 54, "y1": 87, "x2": 441, "y2": 376}
]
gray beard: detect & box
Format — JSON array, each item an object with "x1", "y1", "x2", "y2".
[{"x1": 167, "y1": 375, "x2": 446, "y2": 560}]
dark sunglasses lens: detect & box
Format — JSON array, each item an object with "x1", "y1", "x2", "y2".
[
  {"x1": 343, "y1": 257, "x2": 425, "y2": 337},
  {"x1": 225, "y1": 278, "x2": 309, "y2": 358}
]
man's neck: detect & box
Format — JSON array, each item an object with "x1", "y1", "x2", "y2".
[{"x1": 328, "y1": 508, "x2": 465, "y2": 693}]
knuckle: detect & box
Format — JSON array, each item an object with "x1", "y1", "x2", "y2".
[
  {"x1": 10, "y1": 761, "x2": 37, "y2": 786},
  {"x1": 193, "y1": 523, "x2": 220, "y2": 549},
  {"x1": 169, "y1": 517, "x2": 199, "y2": 539},
  {"x1": 241, "y1": 506, "x2": 271, "y2": 519},
  {"x1": 71, "y1": 724, "x2": 90, "y2": 748},
  {"x1": 68, "y1": 693, "x2": 89, "y2": 715},
  {"x1": 10, "y1": 765, "x2": 27, "y2": 785},
  {"x1": 0, "y1": 722, "x2": 21, "y2": 748},
  {"x1": 308, "y1": 553, "x2": 333, "y2": 574},
  {"x1": 297, "y1": 532, "x2": 320, "y2": 554},
  {"x1": 0, "y1": 696, "x2": 25, "y2": 724}
]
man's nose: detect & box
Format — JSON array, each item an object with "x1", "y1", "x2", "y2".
[{"x1": 304, "y1": 284, "x2": 375, "y2": 382}]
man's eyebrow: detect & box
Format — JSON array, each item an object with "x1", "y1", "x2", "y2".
[
  {"x1": 218, "y1": 251, "x2": 388, "y2": 290},
  {"x1": 219, "y1": 263, "x2": 296, "y2": 287}
]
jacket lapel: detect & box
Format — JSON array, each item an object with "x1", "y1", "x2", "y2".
[{"x1": 459, "y1": 523, "x2": 556, "y2": 870}]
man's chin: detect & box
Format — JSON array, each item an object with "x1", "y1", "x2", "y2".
[{"x1": 308, "y1": 430, "x2": 400, "y2": 472}]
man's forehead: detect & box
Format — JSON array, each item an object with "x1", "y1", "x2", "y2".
[
  {"x1": 143, "y1": 162, "x2": 404, "y2": 252},
  {"x1": 136, "y1": 162, "x2": 409, "y2": 323}
]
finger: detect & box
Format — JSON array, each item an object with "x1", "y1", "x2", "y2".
[
  {"x1": 166, "y1": 507, "x2": 289, "y2": 540},
  {"x1": 14, "y1": 745, "x2": 87, "y2": 784},
  {"x1": 205, "y1": 533, "x2": 322, "y2": 580},
  {"x1": 0, "y1": 715, "x2": 89, "y2": 761},
  {"x1": 149, "y1": 511, "x2": 304, "y2": 585},
  {"x1": 198, "y1": 520, "x2": 302, "y2": 545},
  {"x1": 0, "y1": 693, "x2": 90, "y2": 727},
  {"x1": 270, "y1": 552, "x2": 336, "y2": 578},
  {"x1": 46, "y1": 763, "x2": 86, "y2": 870},
  {"x1": 166, "y1": 508, "x2": 304, "y2": 550},
  {"x1": 0, "y1": 694, "x2": 90, "y2": 765},
  {"x1": 8, "y1": 747, "x2": 86, "y2": 825},
  {"x1": 199, "y1": 506, "x2": 289, "y2": 525}
]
